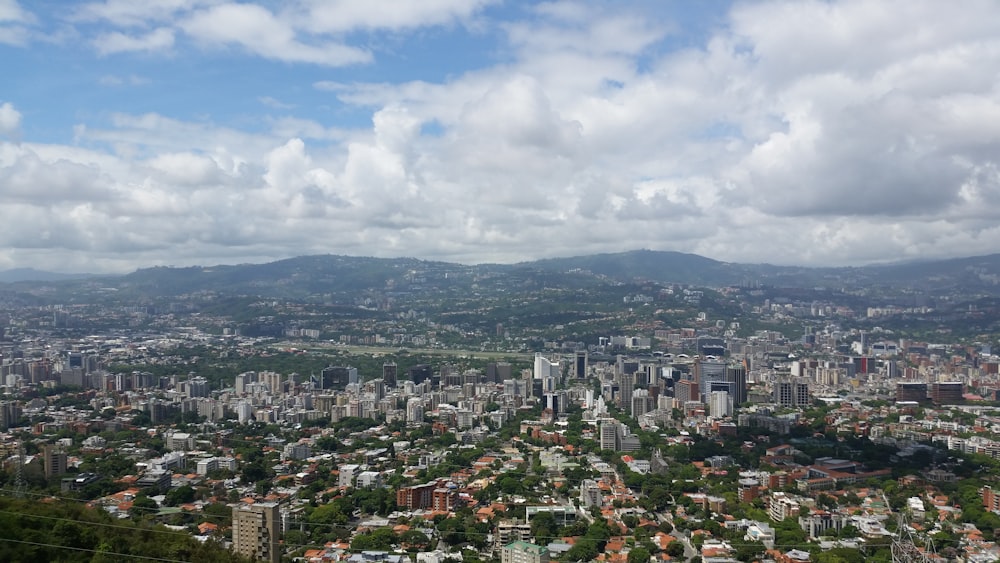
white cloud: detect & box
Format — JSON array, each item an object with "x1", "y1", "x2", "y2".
[
  {"x1": 6, "y1": 0, "x2": 1000, "y2": 272},
  {"x1": 181, "y1": 3, "x2": 370, "y2": 66},
  {"x1": 294, "y1": 0, "x2": 494, "y2": 33},
  {"x1": 0, "y1": 0, "x2": 31, "y2": 23},
  {"x1": 98, "y1": 74, "x2": 151, "y2": 86},
  {"x1": 94, "y1": 26, "x2": 174, "y2": 54},
  {"x1": 0, "y1": 102, "x2": 21, "y2": 137},
  {"x1": 72, "y1": 0, "x2": 204, "y2": 27},
  {"x1": 258, "y1": 96, "x2": 294, "y2": 110}
]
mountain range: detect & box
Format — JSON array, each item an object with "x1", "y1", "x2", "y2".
[{"x1": 4, "y1": 250, "x2": 1000, "y2": 299}]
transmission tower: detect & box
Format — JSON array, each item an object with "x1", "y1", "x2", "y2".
[
  {"x1": 891, "y1": 510, "x2": 936, "y2": 563},
  {"x1": 12, "y1": 440, "x2": 26, "y2": 498}
]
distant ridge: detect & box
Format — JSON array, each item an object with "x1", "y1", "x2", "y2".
[
  {"x1": 523, "y1": 249, "x2": 736, "y2": 284},
  {"x1": 4, "y1": 250, "x2": 1000, "y2": 297},
  {"x1": 0, "y1": 268, "x2": 95, "y2": 283}
]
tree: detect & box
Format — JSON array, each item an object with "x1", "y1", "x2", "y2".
[
  {"x1": 530, "y1": 511, "x2": 557, "y2": 542},
  {"x1": 164, "y1": 484, "x2": 196, "y2": 507},
  {"x1": 627, "y1": 546, "x2": 651, "y2": 563},
  {"x1": 351, "y1": 527, "x2": 397, "y2": 551},
  {"x1": 129, "y1": 495, "x2": 159, "y2": 519}
]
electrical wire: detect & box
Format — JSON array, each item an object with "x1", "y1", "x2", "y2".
[{"x1": 0, "y1": 537, "x2": 191, "y2": 563}]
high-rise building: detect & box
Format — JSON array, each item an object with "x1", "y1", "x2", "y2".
[
  {"x1": 631, "y1": 389, "x2": 652, "y2": 418},
  {"x1": 533, "y1": 354, "x2": 559, "y2": 379},
  {"x1": 408, "y1": 364, "x2": 435, "y2": 386},
  {"x1": 485, "y1": 362, "x2": 513, "y2": 384},
  {"x1": 382, "y1": 362, "x2": 397, "y2": 388},
  {"x1": 320, "y1": 366, "x2": 357, "y2": 389},
  {"x1": 232, "y1": 503, "x2": 281, "y2": 563},
  {"x1": 674, "y1": 380, "x2": 699, "y2": 404},
  {"x1": 620, "y1": 371, "x2": 635, "y2": 414},
  {"x1": 774, "y1": 378, "x2": 810, "y2": 407},
  {"x1": 574, "y1": 351, "x2": 588, "y2": 379},
  {"x1": 896, "y1": 382, "x2": 928, "y2": 403},
  {"x1": 931, "y1": 381, "x2": 964, "y2": 404},
  {"x1": 709, "y1": 390, "x2": 731, "y2": 418},
  {"x1": 43, "y1": 445, "x2": 67, "y2": 479},
  {"x1": 599, "y1": 419, "x2": 619, "y2": 451},
  {"x1": 725, "y1": 365, "x2": 748, "y2": 407}
]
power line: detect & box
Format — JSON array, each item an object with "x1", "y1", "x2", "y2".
[
  {"x1": 0, "y1": 537, "x2": 191, "y2": 563},
  {"x1": 0, "y1": 507, "x2": 195, "y2": 539}
]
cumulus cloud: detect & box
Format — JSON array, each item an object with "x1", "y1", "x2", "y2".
[
  {"x1": 72, "y1": 0, "x2": 203, "y2": 26},
  {"x1": 98, "y1": 74, "x2": 150, "y2": 86},
  {"x1": 294, "y1": 0, "x2": 494, "y2": 33},
  {"x1": 0, "y1": 102, "x2": 21, "y2": 137},
  {"x1": 94, "y1": 26, "x2": 174, "y2": 54},
  {"x1": 0, "y1": 0, "x2": 31, "y2": 23},
  {"x1": 6, "y1": 0, "x2": 1000, "y2": 272},
  {"x1": 180, "y1": 3, "x2": 370, "y2": 66}
]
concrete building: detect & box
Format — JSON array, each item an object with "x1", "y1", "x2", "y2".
[
  {"x1": 232, "y1": 503, "x2": 281, "y2": 563},
  {"x1": 501, "y1": 541, "x2": 550, "y2": 563},
  {"x1": 43, "y1": 445, "x2": 68, "y2": 479}
]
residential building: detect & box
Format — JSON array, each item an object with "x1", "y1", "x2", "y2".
[
  {"x1": 233, "y1": 503, "x2": 281, "y2": 563},
  {"x1": 501, "y1": 541, "x2": 549, "y2": 563}
]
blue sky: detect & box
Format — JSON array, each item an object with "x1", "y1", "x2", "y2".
[{"x1": 1, "y1": 0, "x2": 1000, "y2": 273}]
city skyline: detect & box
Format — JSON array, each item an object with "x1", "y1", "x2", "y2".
[{"x1": 2, "y1": 0, "x2": 1000, "y2": 273}]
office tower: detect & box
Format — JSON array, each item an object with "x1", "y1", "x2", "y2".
[
  {"x1": 698, "y1": 366, "x2": 728, "y2": 403},
  {"x1": 694, "y1": 359, "x2": 726, "y2": 385},
  {"x1": 931, "y1": 381, "x2": 964, "y2": 404},
  {"x1": 620, "y1": 371, "x2": 635, "y2": 414},
  {"x1": 232, "y1": 503, "x2": 281, "y2": 563},
  {"x1": 574, "y1": 351, "x2": 588, "y2": 379},
  {"x1": 408, "y1": 364, "x2": 435, "y2": 386},
  {"x1": 896, "y1": 382, "x2": 928, "y2": 403},
  {"x1": 709, "y1": 390, "x2": 731, "y2": 418},
  {"x1": 381, "y1": 362, "x2": 397, "y2": 388},
  {"x1": 631, "y1": 389, "x2": 652, "y2": 418},
  {"x1": 725, "y1": 365, "x2": 748, "y2": 407},
  {"x1": 675, "y1": 380, "x2": 698, "y2": 404},
  {"x1": 533, "y1": 353, "x2": 559, "y2": 379},
  {"x1": 320, "y1": 366, "x2": 357, "y2": 389}
]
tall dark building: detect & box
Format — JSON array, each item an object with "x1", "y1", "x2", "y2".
[
  {"x1": 408, "y1": 364, "x2": 434, "y2": 386},
  {"x1": 896, "y1": 382, "x2": 928, "y2": 403},
  {"x1": 574, "y1": 351, "x2": 588, "y2": 379},
  {"x1": 486, "y1": 362, "x2": 513, "y2": 384},
  {"x1": 320, "y1": 366, "x2": 356, "y2": 389},
  {"x1": 725, "y1": 365, "x2": 748, "y2": 407},
  {"x1": 382, "y1": 362, "x2": 397, "y2": 388},
  {"x1": 931, "y1": 382, "x2": 964, "y2": 404}
]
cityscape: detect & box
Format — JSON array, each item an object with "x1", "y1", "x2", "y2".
[
  {"x1": 0, "y1": 252, "x2": 998, "y2": 562},
  {"x1": 4, "y1": 1, "x2": 1000, "y2": 562}
]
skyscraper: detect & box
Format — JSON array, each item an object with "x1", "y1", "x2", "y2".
[
  {"x1": 725, "y1": 365, "x2": 748, "y2": 407},
  {"x1": 382, "y1": 362, "x2": 397, "y2": 388},
  {"x1": 574, "y1": 351, "x2": 588, "y2": 379},
  {"x1": 319, "y1": 366, "x2": 356, "y2": 389}
]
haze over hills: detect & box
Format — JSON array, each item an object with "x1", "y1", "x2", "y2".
[
  {"x1": 4, "y1": 250, "x2": 1000, "y2": 300},
  {"x1": 0, "y1": 268, "x2": 96, "y2": 284}
]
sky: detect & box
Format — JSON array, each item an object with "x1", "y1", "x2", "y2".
[{"x1": 2, "y1": 0, "x2": 1000, "y2": 274}]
